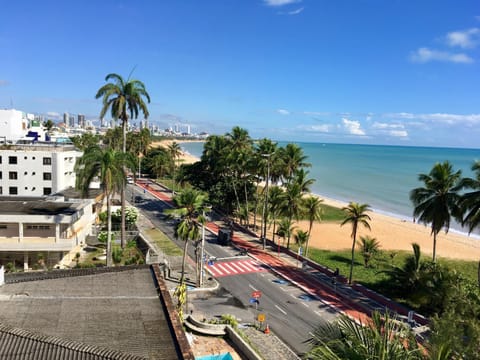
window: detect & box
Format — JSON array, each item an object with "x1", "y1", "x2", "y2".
[
  {"x1": 8, "y1": 156, "x2": 17, "y2": 164},
  {"x1": 9, "y1": 187, "x2": 18, "y2": 195},
  {"x1": 0, "y1": 156, "x2": 2, "y2": 163},
  {"x1": 0, "y1": 225, "x2": 7, "y2": 229},
  {"x1": 26, "y1": 225, "x2": 50, "y2": 230},
  {"x1": 43, "y1": 172, "x2": 52, "y2": 180},
  {"x1": 43, "y1": 157, "x2": 52, "y2": 165},
  {"x1": 0, "y1": 187, "x2": 2, "y2": 195},
  {"x1": 0, "y1": 171, "x2": 2, "y2": 179},
  {"x1": 43, "y1": 187, "x2": 52, "y2": 195},
  {"x1": 9, "y1": 172, "x2": 17, "y2": 180}
]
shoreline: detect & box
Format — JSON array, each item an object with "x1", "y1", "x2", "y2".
[{"x1": 152, "y1": 139, "x2": 480, "y2": 261}]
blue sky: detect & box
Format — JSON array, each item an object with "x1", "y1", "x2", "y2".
[{"x1": 1, "y1": 0, "x2": 479, "y2": 148}]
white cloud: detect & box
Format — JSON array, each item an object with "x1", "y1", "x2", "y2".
[
  {"x1": 389, "y1": 130, "x2": 408, "y2": 138},
  {"x1": 46, "y1": 111, "x2": 60, "y2": 117},
  {"x1": 342, "y1": 118, "x2": 365, "y2": 135},
  {"x1": 446, "y1": 28, "x2": 480, "y2": 48},
  {"x1": 372, "y1": 122, "x2": 404, "y2": 130},
  {"x1": 297, "y1": 124, "x2": 331, "y2": 133},
  {"x1": 263, "y1": 0, "x2": 301, "y2": 6},
  {"x1": 277, "y1": 109, "x2": 290, "y2": 115},
  {"x1": 0, "y1": 80, "x2": 9, "y2": 86},
  {"x1": 372, "y1": 122, "x2": 408, "y2": 137},
  {"x1": 388, "y1": 112, "x2": 480, "y2": 125},
  {"x1": 288, "y1": 7, "x2": 304, "y2": 15},
  {"x1": 410, "y1": 47, "x2": 473, "y2": 64}
]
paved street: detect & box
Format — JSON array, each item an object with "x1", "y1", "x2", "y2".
[{"x1": 131, "y1": 179, "x2": 428, "y2": 357}]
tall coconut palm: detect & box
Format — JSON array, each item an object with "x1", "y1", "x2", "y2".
[
  {"x1": 278, "y1": 143, "x2": 310, "y2": 185},
  {"x1": 303, "y1": 196, "x2": 323, "y2": 256},
  {"x1": 75, "y1": 146, "x2": 135, "y2": 266},
  {"x1": 459, "y1": 160, "x2": 480, "y2": 234},
  {"x1": 283, "y1": 182, "x2": 303, "y2": 249},
  {"x1": 341, "y1": 202, "x2": 371, "y2": 284},
  {"x1": 268, "y1": 186, "x2": 286, "y2": 244},
  {"x1": 164, "y1": 189, "x2": 208, "y2": 283},
  {"x1": 167, "y1": 141, "x2": 182, "y2": 193},
  {"x1": 96, "y1": 73, "x2": 150, "y2": 249},
  {"x1": 410, "y1": 161, "x2": 463, "y2": 262}
]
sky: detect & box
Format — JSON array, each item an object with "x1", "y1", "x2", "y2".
[{"x1": 1, "y1": 0, "x2": 479, "y2": 148}]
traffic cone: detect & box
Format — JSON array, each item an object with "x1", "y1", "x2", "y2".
[{"x1": 264, "y1": 324, "x2": 270, "y2": 334}]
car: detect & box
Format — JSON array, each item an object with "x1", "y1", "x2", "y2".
[{"x1": 126, "y1": 177, "x2": 134, "y2": 184}]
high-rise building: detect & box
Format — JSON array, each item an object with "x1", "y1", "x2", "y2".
[
  {"x1": 78, "y1": 114, "x2": 85, "y2": 128},
  {"x1": 69, "y1": 115, "x2": 76, "y2": 128},
  {"x1": 63, "y1": 112, "x2": 69, "y2": 126},
  {"x1": 186, "y1": 125, "x2": 191, "y2": 134}
]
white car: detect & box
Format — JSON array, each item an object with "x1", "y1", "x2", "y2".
[{"x1": 126, "y1": 177, "x2": 134, "y2": 184}]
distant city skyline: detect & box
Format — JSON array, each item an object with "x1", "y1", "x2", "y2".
[{"x1": 0, "y1": 1, "x2": 479, "y2": 148}]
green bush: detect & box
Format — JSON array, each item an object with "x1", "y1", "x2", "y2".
[{"x1": 112, "y1": 246, "x2": 123, "y2": 264}]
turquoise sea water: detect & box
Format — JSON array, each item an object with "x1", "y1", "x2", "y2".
[{"x1": 180, "y1": 141, "x2": 480, "y2": 233}]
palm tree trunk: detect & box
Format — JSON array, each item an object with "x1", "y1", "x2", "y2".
[
  {"x1": 432, "y1": 231, "x2": 437, "y2": 263},
  {"x1": 180, "y1": 240, "x2": 188, "y2": 283},
  {"x1": 106, "y1": 194, "x2": 113, "y2": 267},
  {"x1": 349, "y1": 228, "x2": 357, "y2": 284},
  {"x1": 306, "y1": 221, "x2": 313, "y2": 257},
  {"x1": 287, "y1": 215, "x2": 293, "y2": 249},
  {"x1": 121, "y1": 117, "x2": 127, "y2": 248}
]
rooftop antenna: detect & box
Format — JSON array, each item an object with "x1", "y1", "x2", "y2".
[{"x1": 10, "y1": 97, "x2": 14, "y2": 109}]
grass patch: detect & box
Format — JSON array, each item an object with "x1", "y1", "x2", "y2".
[
  {"x1": 144, "y1": 228, "x2": 183, "y2": 256},
  {"x1": 318, "y1": 203, "x2": 345, "y2": 222},
  {"x1": 306, "y1": 247, "x2": 479, "y2": 291}
]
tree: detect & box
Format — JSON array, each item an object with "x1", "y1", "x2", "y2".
[
  {"x1": 341, "y1": 202, "x2": 371, "y2": 284},
  {"x1": 282, "y1": 182, "x2": 303, "y2": 249},
  {"x1": 308, "y1": 311, "x2": 423, "y2": 360},
  {"x1": 127, "y1": 128, "x2": 151, "y2": 178},
  {"x1": 43, "y1": 119, "x2": 55, "y2": 132},
  {"x1": 278, "y1": 143, "x2": 310, "y2": 186},
  {"x1": 75, "y1": 146, "x2": 135, "y2": 266},
  {"x1": 96, "y1": 73, "x2": 151, "y2": 249},
  {"x1": 268, "y1": 186, "x2": 286, "y2": 245},
  {"x1": 358, "y1": 235, "x2": 380, "y2": 268},
  {"x1": 164, "y1": 189, "x2": 209, "y2": 317},
  {"x1": 167, "y1": 141, "x2": 182, "y2": 193},
  {"x1": 302, "y1": 196, "x2": 323, "y2": 257},
  {"x1": 410, "y1": 161, "x2": 463, "y2": 262},
  {"x1": 460, "y1": 160, "x2": 480, "y2": 234},
  {"x1": 294, "y1": 229, "x2": 309, "y2": 250}
]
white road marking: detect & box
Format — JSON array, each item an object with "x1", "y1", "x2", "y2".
[{"x1": 275, "y1": 305, "x2": 287, "y2": 315}]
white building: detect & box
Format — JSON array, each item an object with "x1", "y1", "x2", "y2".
[
  {"x1": 0, "y1": 109, "x2": 33, "y2": 143},
  {"x1": 0, "y1": 196, "x2": 97, "y2": 270},
  {"x1": 0, "y1": 142, "x2": 82, "y2": 197}
]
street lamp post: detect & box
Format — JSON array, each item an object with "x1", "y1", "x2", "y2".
[{"x1": 261, "y1": 154, "x2": 271, "y2": 250}]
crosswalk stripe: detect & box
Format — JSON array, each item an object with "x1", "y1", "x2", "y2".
[{"x1": 207, "y1": 259, "x2": 267, "y2": 278}]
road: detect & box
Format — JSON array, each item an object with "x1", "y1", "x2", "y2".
[{"x1": 127, "y1": 184, "x2": 337, "y2": 355}]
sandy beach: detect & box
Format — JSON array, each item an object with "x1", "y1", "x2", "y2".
[{"x1": 153, "y1": 139, "x2": 480, "y2": 261}]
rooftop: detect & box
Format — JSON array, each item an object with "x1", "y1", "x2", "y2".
[{"x1": 0, "y1": 266, "x2": 189, "y2": 359}]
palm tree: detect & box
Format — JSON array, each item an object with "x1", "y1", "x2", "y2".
[
  {"x1": 308, "y1": 311, "x2": 423, "y2": 360},
  {"x1": 341, "y1": 202, "x2": 371, "y2": 284},
  {"x1": 96, "y1": 73, "x2": 151, "y2": 249},
  {"x1": 167, "y1": 141, "x2": 182, "y2": 193},
  {"x1": 410, "y1": 161, "x2": 463, "y2": 262},
  {"x1": 459, "y1": 160, "x2": 480, "y2": 234},
  {"x1": 294, "y1": 229, "x2": 309, "y2": 251},
  {"x1": 268, "y1": 186, "x2": 286, "y2": 244},
  {"x1": 276, "y1": 218, "x2": 296, "y2": 248},
  {"x1": 358, "y1": 235, "x2": 380, "y2": 268},
  {"x1": 302, "y1": 196, "x2": 323, "y2": 256},
  {"x1": 75, "y1": 146, "x2": 134, "y2": 266},
  {"x1": 278, "y1": 143, "x2": 310, "y2": 185},
  {"x1": 282, "y1": 182, "x2": 303, "y2": 249}
]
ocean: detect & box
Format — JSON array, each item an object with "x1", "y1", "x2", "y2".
[{"x1": 180, "y1": 141, "x2": 480, "y2": 233}]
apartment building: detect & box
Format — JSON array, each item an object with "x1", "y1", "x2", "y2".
[
  {"x1": 0, "y1": 196, "x2": 95, "y2": 270},
  {"x1": 0, "y1": 142, "x2": 82, "y2": 197}
]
